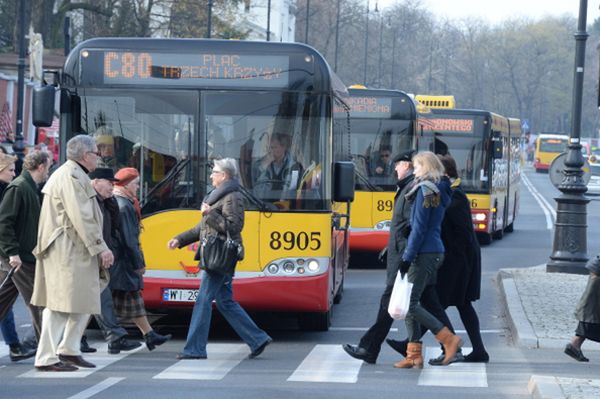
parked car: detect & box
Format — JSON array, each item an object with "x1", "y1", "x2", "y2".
[{"x1": 587, "y1": 164, "x2": 600, "y2": 195}]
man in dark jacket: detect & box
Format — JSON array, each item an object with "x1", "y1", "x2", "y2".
[
  {"x1": 0, "y1": 150, "x2": 51, "y2": 352},
  {"x1": 342, "y1": 150, "x2": 415, "y2": 363},
  {"x1": 88, "y1": 168, "x2": 141, "y2": 354}
]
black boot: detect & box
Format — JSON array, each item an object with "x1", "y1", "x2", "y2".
[
  {"x1": 144, "y1": 330, "x2": 172, "y2": 351},
  {"x1": 80, "y1": 335, "x2": 97, "y2": 353}
]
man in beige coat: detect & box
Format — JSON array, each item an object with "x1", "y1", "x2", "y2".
[{"x1": 31, "y1": 135, "x2": 114, "y2": 372}]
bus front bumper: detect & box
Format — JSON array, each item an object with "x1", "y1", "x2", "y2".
[
  {"x1": 349, "y1": 230, "x2": 389, "y2": 252},
  {"x1": 142, "y1": 273, "x2": 331, "y2": 313}
]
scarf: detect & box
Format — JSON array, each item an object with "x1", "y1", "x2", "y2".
[
  {"x1": 114, "y1": 186, "x2": 142, "y2": 221},
  {"x1": 203, "y1": 179, "x2": 240, "y2": 206},
  {"x1": 405, "y1": 178, "x2": 441, "y2": 208}
]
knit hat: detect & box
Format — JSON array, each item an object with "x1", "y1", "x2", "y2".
[
  {"x1": 0, "y1": 153, "x2": 17, "y2": 172},
  {"x1": 114, "y1": 167, "x2": 139, "y2": 186}
]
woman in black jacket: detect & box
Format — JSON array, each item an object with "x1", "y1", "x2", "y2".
[
  {"x1": 435, "y1": 155, "x2": 488, "y2": 363},
  {"x1": 111, "y1": 167, "x2": 171, "y2": 351},
  {"x1": 168, "y1": 158, "x2": 272, "y2": 360}
]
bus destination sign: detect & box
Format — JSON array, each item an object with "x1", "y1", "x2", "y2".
[
  {"x1": 345, "y1": 97, "x2": 392, "y2": 118},
  {"x1": 94, "y1": 51, "x2": 290, "y2": 87},
  {"x1": 420, "y1": 118, "x2": 474, "y2": 134}
]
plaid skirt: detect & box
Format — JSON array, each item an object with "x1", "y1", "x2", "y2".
[{"x1": 112, "y1": 290, "x2": 147, "y2": 319}]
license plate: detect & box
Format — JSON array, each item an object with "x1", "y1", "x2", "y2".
[{"x1": 163, "y1": 289, "x2": 198, "y2": 302}]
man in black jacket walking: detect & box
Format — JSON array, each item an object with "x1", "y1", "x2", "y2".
[
  {"x1": 0, "y1": 150, "x2": 51, "y2": 348},
  {"x1": 342, "y1": 150, "x2": 415, "y2": 363}
]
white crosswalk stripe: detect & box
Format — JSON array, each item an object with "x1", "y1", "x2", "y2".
[
  {"x1": 287, "y1": 344, "x2": 363, "y2": 383},
  {"x1": 153, "y1": 343, "x2": 247, "y2": 380},
  {"x1": 19, "y1": 342, "x2": 144, "y2": 379},
  {"x1": 418, "y1": 346, "x2": 488, "y2": 388}
]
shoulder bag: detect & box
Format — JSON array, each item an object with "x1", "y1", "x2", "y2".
[{"x1": 201, "y1": 232, "x2": 241, "y2": 275}]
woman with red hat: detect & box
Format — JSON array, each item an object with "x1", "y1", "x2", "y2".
[{"x1": 111, "y1": 167, "x2": 171, "y2": 350}]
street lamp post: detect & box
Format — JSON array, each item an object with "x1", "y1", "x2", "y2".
[
  {"x1": 547, "y1": 0, "x2": 590, "y2": 274},
  {"x1": 207, "y1": 0, "x2": 213, "y2": 38},
  {"x1": 305, "y1": 0, "x2": 310, "y2": 44},
  {"x1": 266, "y1": 0, "x2": 271, "y2": 41},
  {"x1": 363, "y1": 0, "x2": 370, "y2": 85},
  {"x1": 334, "y1": 0, "x2": 341, "y2": 72},
  {"x1": 14, "y1": 0, "x2": 27, "y2": 167}
]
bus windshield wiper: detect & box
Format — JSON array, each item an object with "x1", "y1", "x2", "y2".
[
  {"x1": 141, "y1": 158, "x2": 190, "y2": 207},
  {"x1": 355, "y1": 171, "x2": 382, "y2": 192},
  {"x1": 237, "y1": 184, "x2": 278, "y2": 212}
]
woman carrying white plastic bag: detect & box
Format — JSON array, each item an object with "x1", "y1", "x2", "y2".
[{"x1": 388, "y1": 271, "x2": 413, "y2": 320}]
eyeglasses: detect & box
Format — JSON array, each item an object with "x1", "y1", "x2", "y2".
[
  {"x1": 381, "y1": 154, "x2": 390, "y2": 158},
  {"x1": 211, "y1": 170, "x2": 224, "y2": 175}
]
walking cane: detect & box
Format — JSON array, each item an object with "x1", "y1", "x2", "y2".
[{"x1": 0, "y1": 267, "x2": 15, "y2": 291}]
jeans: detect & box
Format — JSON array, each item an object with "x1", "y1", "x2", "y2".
[
  {"x1": 0, "y1": 309, "x2": 19, "y2": 346},
  {"x1": 405, "y1": 253, "x2": 445, "y2": 342},
  {"x1": 182, "y1": 271, "x2": 271, "y2": 357}
]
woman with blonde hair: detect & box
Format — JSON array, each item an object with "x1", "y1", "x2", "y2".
[{"x1": 393, "y1": 151, "x2": 461, "y2": 369}]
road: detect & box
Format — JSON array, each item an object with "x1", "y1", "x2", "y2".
[{"x1": 1, "y1": 167, "x2": 599, "y2": 399}]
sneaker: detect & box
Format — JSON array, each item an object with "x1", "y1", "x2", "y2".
[
  {"x1": 9, "y1": 343, "x2": 36, "y2": 362},
  {"x1": 108, "y1": 337, "x2": 142, "y2": 354}
]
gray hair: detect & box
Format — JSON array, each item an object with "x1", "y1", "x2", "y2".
[
  {"x1": 23, "y1": 150, "x2": 50, "y2": 171},
  {"x1": 213, "y1": 157, "x2": 238, "y2": 179},
  {"x1": 66, "y1": 135, "x2": 96, "y2": 161}
]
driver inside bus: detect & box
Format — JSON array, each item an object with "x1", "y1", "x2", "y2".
[
  {"x1": 372, "y1": 145, "x2": 393, "y2": 177},
  {"x1": 252, "y1": 132, "x2": 303, "y2": 201}
]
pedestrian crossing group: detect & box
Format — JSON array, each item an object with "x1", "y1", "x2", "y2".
[{"x1": 1, "y1": 341, "x2": 488, "y2": 387}]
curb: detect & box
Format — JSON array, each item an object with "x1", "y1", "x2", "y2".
[
  {"x1": 498, "y1": 270, "x2": 539, "y2": 348},
  {"x1": 528, "y1": 375, "x2": 565, "y2": 399}
]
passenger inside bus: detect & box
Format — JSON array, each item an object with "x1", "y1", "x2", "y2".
[
  {"x1": 94, "y1": 126, "x2": 118, "y2": 170},
  {"x1": 371, "y1": 145, "x2": 393, "y2": 177},
  {"x1": 252, "y1": 132, "x2": 303, "y2": 202}
]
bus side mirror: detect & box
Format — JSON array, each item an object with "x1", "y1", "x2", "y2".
[
  {"x1": 32, "y1": 85, "x2": 56, "y2": 127},
  {"x1": 492, "y1": 140, "x2": 503, "y2": 159},
  {"x1": 333, "y1": 161, "x2": 355, "y2": 202}
]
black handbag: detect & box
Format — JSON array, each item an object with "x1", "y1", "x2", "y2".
[{"x1": 200, "y1": 232, "x2": 241, "y2": 275}]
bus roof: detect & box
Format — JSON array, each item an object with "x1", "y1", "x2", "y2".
[
  {"x1": 63, "y1": 37, "x2": 345, "y2": 95},
  {"x1": 538, "y1": 133, "x2": 569, "y2": 140}
]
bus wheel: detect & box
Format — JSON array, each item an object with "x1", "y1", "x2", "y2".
[
  {"x1": 477, "y1": 232, "x2": 492, "y2": 245},
  {"x1": 298, "y1": 310, "x2": 331, "y2": 332},
  {"x1": 492, "y1": 228, "x2": 504, "y2": 240},
  {"x1": 333, "y1": 278, "x2": 344, "y2": 304},
  {"x1": 504, "y1": 222, "x2": 514, "y2": 233}
]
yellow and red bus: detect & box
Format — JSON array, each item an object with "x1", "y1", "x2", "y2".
[
  {"x1": 417, "y1": 109, "x2": 521, "y2": 244},
  {"x1": 32, "y1": 38, "x2": 354, "y2": 331},
  {"x1": 534, "y1": 133, "x2": 568, "y2": 172},
  {"x1": 343, "y1": 87, "x2": 417, "y2": 253}
]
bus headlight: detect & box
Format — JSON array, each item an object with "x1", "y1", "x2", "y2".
[
  {"x1": 267, "y1": 264, "x2": 279, "y2": 274},
  {"x1": 374, "y1": 221, "x2": 391, "y2": 231},
  {"x1": 307, "y1": 259, "x2": 320, "y2": 272}
]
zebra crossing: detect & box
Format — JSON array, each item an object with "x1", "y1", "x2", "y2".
[{"x1": 1, "y1": 341, "x2": 488, "y2": 387}]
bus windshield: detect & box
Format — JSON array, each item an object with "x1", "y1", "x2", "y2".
[
  {"x1": 350, "y1": 118, "x2": 412, "y2": 190},
  {"x1": 79, "y1": 89, "x2": 328, "y2": 213},
  {"x1": 540, "y1": 138, "x2": 567, "y2": 153},
  {"x1": 418, "y1": 114, "x2": 491, "y2": 193}
]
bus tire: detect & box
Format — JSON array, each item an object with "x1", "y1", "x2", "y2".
[
  {"x1": 333, "y1": 278, "x2": 344, "y2": 304},
  {"x1": 477, "y1": 232, "x2": 492, "y2": 246},
  {"x1": 505, "y1": 222, "x2": 514, "y2": 233},
  {"x1": 535, "y1": 168, "x2": 541, "y2": 173},
  {"x1": 298, "y1": 310, "x2": 331, "y2": 331},
  {"x1": 492, "y1": 227, "x2": 504, "y2": 240}
]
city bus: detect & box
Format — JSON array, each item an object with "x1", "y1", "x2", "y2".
[
  {"x1": 534, "y1": 133, "x2": 568, "y2": 172},
  {"x1": 32, "y1": 38, "x2": 355, "y2": 331},
  {"x1": 417, "y1": 108, "x2": 521, "y2": 244},
  {"x1": 343, "y1": 87, "x2": 416, "y2": 253}
]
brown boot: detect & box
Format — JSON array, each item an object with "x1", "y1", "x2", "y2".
[
  {"x1": 393, "y1": 342, "x2": 424, "y2": 369},
  {"x1": 435, "y1": 327, "x2": 462, "y2": 365}
]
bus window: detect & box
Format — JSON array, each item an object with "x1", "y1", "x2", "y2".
[
  {"x1": 79, "y1": 89, "x2": 200, "y2": 213},
  {"x1": 202, "y1": 91, "x2": 327, "y2": 210}
]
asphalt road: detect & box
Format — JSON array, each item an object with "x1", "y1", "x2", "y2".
[{"x1": 1, "y1": 166, "x2": 598, "y2": 399}]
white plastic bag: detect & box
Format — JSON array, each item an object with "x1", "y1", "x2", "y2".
[{"x1": 388, "y1": 271, "x2": 413, "y2": 320}]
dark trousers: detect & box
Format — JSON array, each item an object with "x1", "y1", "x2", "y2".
[
  {"x1": 0, "y1": 262, "x2": 43, "y2": 339},
  {"x1": 94, "y1": 286, "x2": 128, "y2": 343},
  {"x1": 358, "y1": 283, "x2": 394, "y2": 356}
]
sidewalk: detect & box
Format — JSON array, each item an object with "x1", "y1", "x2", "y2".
[{"x1": 498, "y1": 265, "x2": 600, "y2": 399}]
